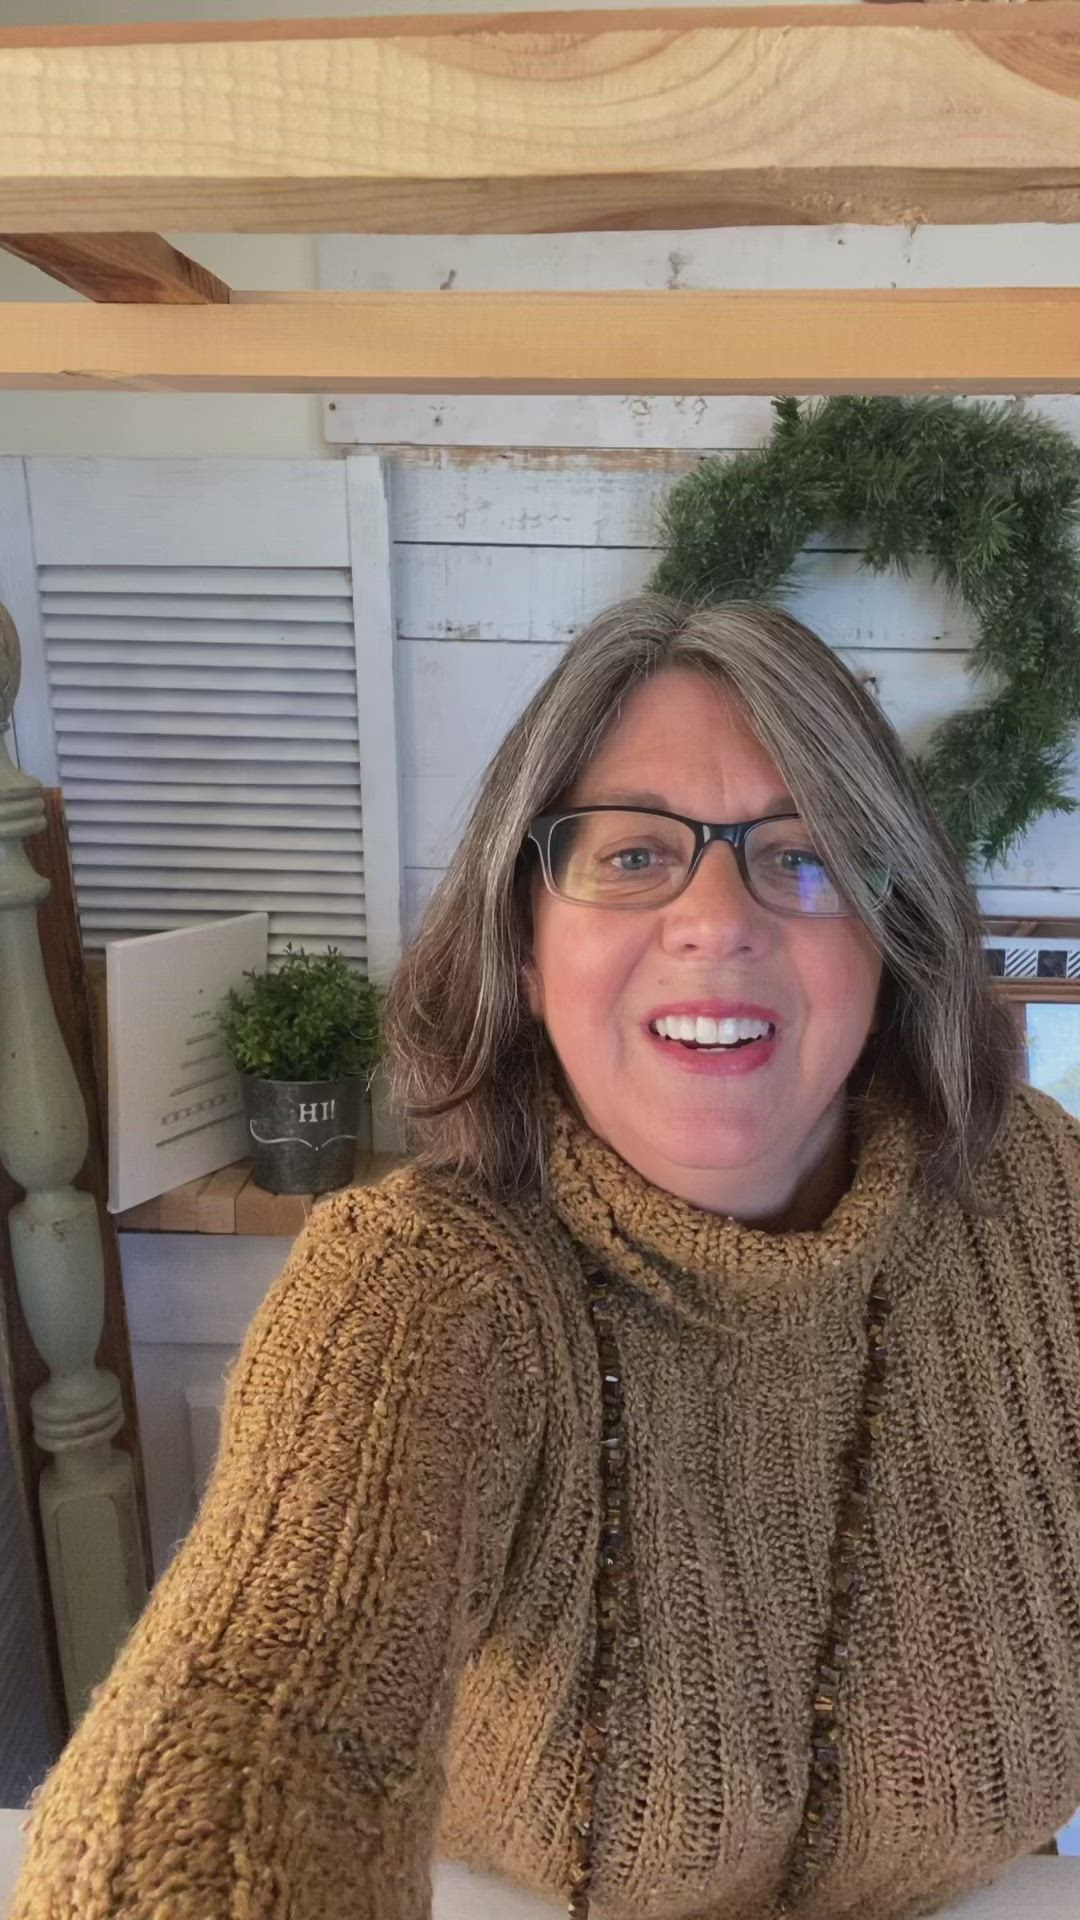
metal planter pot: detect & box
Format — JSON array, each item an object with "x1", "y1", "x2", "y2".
[{"x1": 241, "y1": 1073, "x2": 365, "y2": 1195}]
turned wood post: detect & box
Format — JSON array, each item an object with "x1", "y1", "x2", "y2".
[{"x1": 0, "y1": 603, "x2": 148, "y2": 1725}]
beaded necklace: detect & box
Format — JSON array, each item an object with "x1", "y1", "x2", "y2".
[{"x1": 565, "y1": 1255, "x2": 894, "y2": 1920}]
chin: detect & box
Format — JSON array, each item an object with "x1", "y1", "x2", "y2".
[{"x1": 626, "y1": 1097, "x2": 780, "y2": 1164}]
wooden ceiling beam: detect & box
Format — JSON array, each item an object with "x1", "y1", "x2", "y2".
[
  {"x1": 0, "y1": 233, "x2": 230, "y2": 303},
  {"x1": 0, "y1": 6, "x2": 1077, "y2": 235},
  {"x1": 0, "y1": 288, "x2": 1076, "y2": 394}
]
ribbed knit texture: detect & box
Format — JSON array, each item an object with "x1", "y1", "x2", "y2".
[{"x1": 10, "y1": 1077, "x2": 1080, "y2": 1920}]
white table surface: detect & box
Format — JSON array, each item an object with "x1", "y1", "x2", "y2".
[{"x1": 4, "y1": 1808, "x2": 1080, "y2": 1917}]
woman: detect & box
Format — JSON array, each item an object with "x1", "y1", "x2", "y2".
[{"x1": 11, "y1": 593, "x2": 1080, "y2": 1920}]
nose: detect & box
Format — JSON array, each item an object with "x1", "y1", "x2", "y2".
[{"x1": 658, "y1": 837, "x2": 769, "y2": 947}]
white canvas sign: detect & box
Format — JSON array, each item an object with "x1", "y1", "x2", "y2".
[{"x1": 105, "y1": 913, "x2": 268, "y2": 1214}]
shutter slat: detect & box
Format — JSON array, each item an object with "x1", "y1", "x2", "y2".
[
  {"x1": 59, "y1": 734, "x2": 358, "y2": 760},
  {"x1": 61, "y1": 763, "x2": 359, "y2": 790},
  {"x1": 47, "y1": 645, "x2": 349, "y2": 675},
  {"x1": 75, "y1": 846, "x2": 362, "y2": 875},
  {"x1": 40, "y1": 565, "x2": 352, "y2": 596},
  {"x1": 83, "y1": 925, "x2": 368, "y2": 965},
  {"x1": 70, "y1": 825, "x2": 362, "y2": 854},
  {"x1": 67, "y1": 800, "x2": 363, "y2": 829},
  {"x1": 42, "y1": 594, "x2": 352, "y2": 622},
  {"x1": 54, "y1": 699, "x2": 359, "y2": 730},
  {"x1": 77, "y1": 875, "x2": 361, "y2": 902},
  {"x1": 51, "y1": 665, "x2": 356, "y2": 694},
  {"x1": 43, "y1": 559, "x2": 368, "y2": 962},
  {"x1": 80, "y1": 905, "x2": 365, "y2": 935},
  {"x1": 44, "y1": 619, "x2": 354, "y2": 647}
]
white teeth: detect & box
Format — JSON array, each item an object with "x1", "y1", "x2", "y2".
[{"x1": 651, "y1": 1014, "x2": 774, "y2": 1045}]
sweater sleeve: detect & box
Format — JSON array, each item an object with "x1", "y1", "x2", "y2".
[{"x1": 8, "y1": 1180, "x2": 545, "y2": 1920}]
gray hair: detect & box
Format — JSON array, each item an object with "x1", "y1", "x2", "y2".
[{"x1": 382, "y1": 593, "x2": 1021, "y2": 1210}]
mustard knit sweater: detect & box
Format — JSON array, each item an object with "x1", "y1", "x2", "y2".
[{"x1": 10, "y1": 1076, "x2": 1080, "y2": 1920}]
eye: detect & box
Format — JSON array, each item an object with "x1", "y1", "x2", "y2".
[
  {"x1": 606, "y1": 843, "x2": 672, "y2": 871},
  {"x1": 776, "y1": 847, "x2": 829, "y2": 873}
]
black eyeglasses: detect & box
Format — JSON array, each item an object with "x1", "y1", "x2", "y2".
[{"x1": 525, "y1": 806, "x2": 892, "y2": 917}]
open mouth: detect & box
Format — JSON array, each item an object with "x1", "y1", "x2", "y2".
[{"x1": 648, "y1": 1021, "x2": 776, "y2": 1054}]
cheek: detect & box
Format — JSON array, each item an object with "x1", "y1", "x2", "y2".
[
  {"x1": 531, "y1": 903, "x2": 644, "y2": 1030},
  {"x1": 807, "y1": 925, "x2": 884, "y2": 1026}
]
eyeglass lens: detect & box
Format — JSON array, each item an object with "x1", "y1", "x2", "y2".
[{"x1": 546, "y1": 809, "x2": 850, "y2": 913}]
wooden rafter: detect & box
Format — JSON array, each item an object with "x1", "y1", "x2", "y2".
[
  {"x1": 0, "y1": 233, "x2": 230, "y2": 303},
  {"x1": 0, "y1": 288, "x2": 1076, "y2": 394},
  {"x1": 0, "y1": 7, "x2": 1077, "y2": 236}
]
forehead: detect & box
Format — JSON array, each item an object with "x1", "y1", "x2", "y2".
[{"x1": 569, "y1": 668, "x2": 792, "y2": 810}]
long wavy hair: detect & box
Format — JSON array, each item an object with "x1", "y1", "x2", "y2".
[{"x1": 381, "y1": 592, "x2": 1022, "y2": 1211}]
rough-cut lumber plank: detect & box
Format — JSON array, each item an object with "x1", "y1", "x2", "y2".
[
  {"x1": 0, "y1": 232, "x2": 230, "y2": 303},
  {"x1": 194, "y1": 1163, "x2": 255, "y2": 1233},
  {"x1": 233, "y1": 1179, "x2": 314, "y2": 1237},
  {"x1": 0, "y1": 7, "x2": 1078, "y2": 233},
  {"x1": 112, "y1": 1150, "x2": 406, "y2": 1233},
  {"x1": 0, "y1": 289, "x2": 1077, "y2": 394},
  {"x1": 154, "y1": 1172, "x2": 216, "y2": 1234}
]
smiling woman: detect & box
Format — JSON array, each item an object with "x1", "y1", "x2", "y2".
[{"x1": 17, "y1": 593, "x2": 1080, "y2": 1920}]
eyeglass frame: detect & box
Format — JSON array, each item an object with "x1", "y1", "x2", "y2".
[{"x1": 524, "y1": 805, "x2": 893, "y2": 918}]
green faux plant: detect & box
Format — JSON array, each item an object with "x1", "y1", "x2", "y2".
[{"x1": 215, "y1": 944, "x2": 384, "y2": 1083}]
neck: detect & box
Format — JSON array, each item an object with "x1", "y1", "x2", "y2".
[
  {"x1": 744, "y1": 1117, "x2": 856, "y2": 1233},
  {"x1": 541, "y1": 1072, "x2": 916, "y2": 1335},
  {"x1": 560, "y1": 1074, "x2": 857, "y2": 1235}
]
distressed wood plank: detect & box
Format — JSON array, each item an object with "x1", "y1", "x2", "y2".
[
  {"x1": 329, "y1": 391, "x2": 1080, "y2": 452},
  {"x1": 2, "y1": 291, "x2": 1079, "y2": 395},
  {"x1": 387, "y1": 452, "x2": 938, "y2": 548},
  {"x1": 393, "y1": 544, "x2": 982, "y2": 644},
  {"x1": 390, "y1": 456, "x2": 715, "y2": 546},
  {"x1": 0, "y1": 9, "x2": 1079, "y2": 233},
  {"x1": 319, "y1": 225, "x2": 1080, "y2": 298}
]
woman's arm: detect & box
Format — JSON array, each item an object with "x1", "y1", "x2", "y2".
[{"x1": 8, "y1": 1180, "x2": 545, "y2": 1919}]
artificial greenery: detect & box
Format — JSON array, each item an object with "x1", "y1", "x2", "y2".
[
  {"x1": 216, "y1": 944, "x2": 384, "y2": 1083},
  {"x1": 649, "y1": 395, "x2": 1080, "y2": 872}
]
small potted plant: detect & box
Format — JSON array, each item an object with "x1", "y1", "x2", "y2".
[{"x1": 215, "y1": 944, "x2": 384, "y2": 1195}]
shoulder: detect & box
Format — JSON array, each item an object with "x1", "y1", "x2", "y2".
[
  {"x1": 227, "y1": 1165, "x2": 550, "y2": 1464},
  {"x1": 973, "y1": 1081, "x2": 1080, "y2": 1264},
  {"x1": 1002, "y1": 1081, "x2": 1080, "y2": 1192},
  {"x1": 282, "y1": 1159, "x2": 551, "y2": 1355}
]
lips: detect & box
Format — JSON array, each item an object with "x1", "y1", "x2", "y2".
[{"x1": 643, "y1": 1022, "x2": 779, "y2": 1076}]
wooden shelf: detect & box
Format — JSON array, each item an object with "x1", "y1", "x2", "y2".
[{"x1": 114, "y1": 1148, "x2": 407, "y2": 1236}]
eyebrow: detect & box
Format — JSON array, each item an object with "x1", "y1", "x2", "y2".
[{"x1": 582, "y1": 787, "x2": 798, "y2": 815}]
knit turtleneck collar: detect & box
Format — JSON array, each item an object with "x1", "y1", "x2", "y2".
[{"x1": 541, "y1": 1072, "x2": 921, "y2": 1336}]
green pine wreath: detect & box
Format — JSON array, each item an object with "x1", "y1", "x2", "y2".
[{"x1": 648, "y1": 395, "x2": 1080, "y2": 872}]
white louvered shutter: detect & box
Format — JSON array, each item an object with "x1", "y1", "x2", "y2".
[{"x1": 12, "y1": 458, "x2": 400, "y2": 974}]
